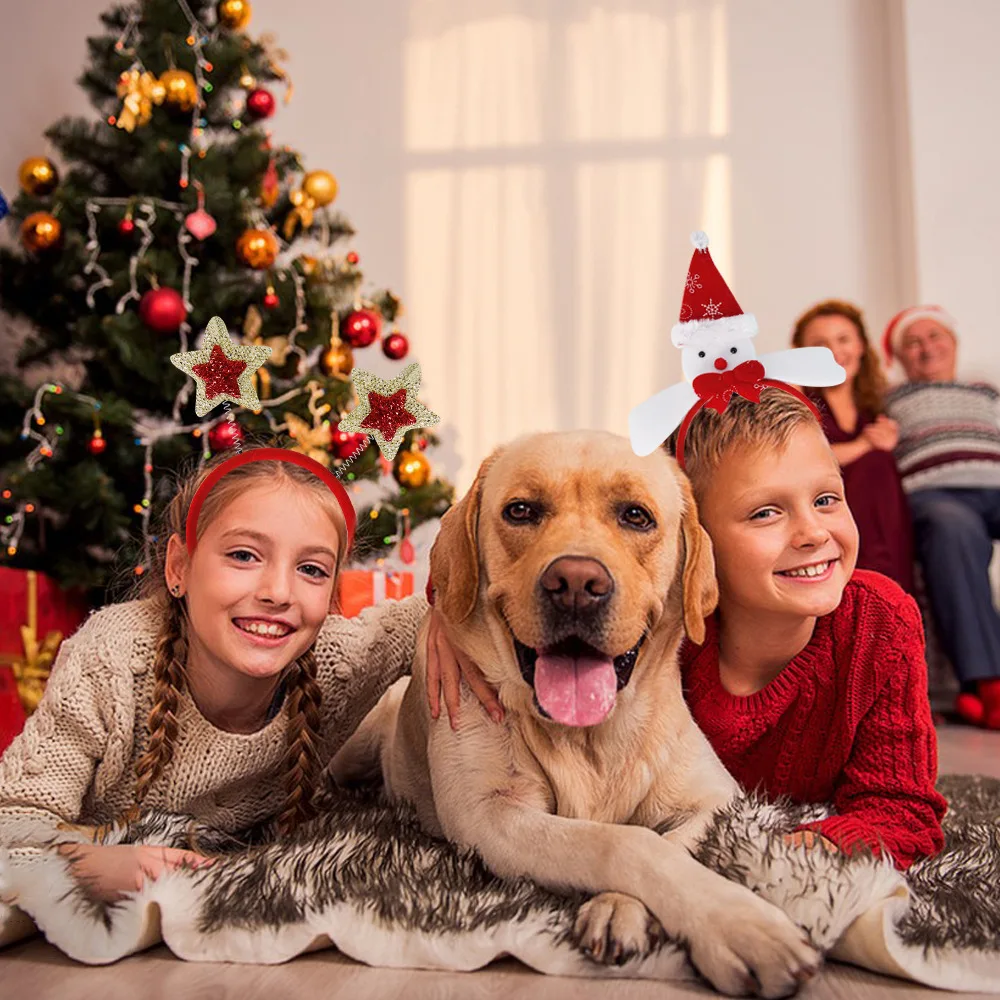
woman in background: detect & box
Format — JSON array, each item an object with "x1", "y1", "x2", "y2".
[{"x1": 792, "y1": 299, "x2": 914, "y2": 593}]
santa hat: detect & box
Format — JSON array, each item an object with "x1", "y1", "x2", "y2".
[
  {"x1": 671, "y1": 231, "x2": 757, "y2": 348},
  {"x1": 882, "y1": 304, "x2": 957, "y2": 366}
]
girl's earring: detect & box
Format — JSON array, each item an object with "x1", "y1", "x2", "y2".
[{"x1": 171, "y1": 584, "x2": 182, "y2": 597}]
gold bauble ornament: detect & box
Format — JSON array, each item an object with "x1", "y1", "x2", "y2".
[
  {"x1": 20, "y1": 212, "x2": 62, "y2": 252},
  {"x1": 236, "y1": 228, "x2": 279, "y2": 269},
  {"x1": 160, "y1": 69, "x2": 199, "y2": 112},
  {"x1": 217, "y1": 0, "x2": 252, "y2": 30},
  {"x1": 319, "y1": 340, "x2": 354, "y2": 378},
  {"x1": 18, "y1": 157, "x2": 59, "y2": 197},
  {"x1": 394, "y1": 449, "x2": 431, "y2": 489},
  {"x1": 302, "y1": 170, "x2": 338, "y2": 208}
]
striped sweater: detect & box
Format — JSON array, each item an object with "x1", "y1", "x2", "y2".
[{"x1": 885, "y1": 381, "x2": 1000, "y2": 493}]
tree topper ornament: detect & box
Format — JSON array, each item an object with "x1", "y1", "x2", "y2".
[
  {"x1": 338, "y1": 362, "x2": 440, "y2": 461},
  {"x1": 628, "y1": 231, "x2": 846, "y2": 464}
]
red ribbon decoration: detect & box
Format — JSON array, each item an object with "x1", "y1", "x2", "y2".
[
  {"x1": 675, "y1": 363, "x2": 821, "y2": 470},
  {"x1": 692, "y1": 359, "x2": 766, "y2": 412}
]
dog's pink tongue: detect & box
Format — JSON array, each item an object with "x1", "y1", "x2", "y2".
[{"x1": 534, "y1": 652, "x2": 616, "y2": 727}]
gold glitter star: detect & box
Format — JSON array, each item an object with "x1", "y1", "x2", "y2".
[
  {"x1": 170, "y1": 316, "x2": 272, "y2": 417},
  {"x1": 338, "y1": 363, "x2": 439, "y2": 461}
]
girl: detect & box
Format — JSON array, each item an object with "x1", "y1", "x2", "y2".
[
  {"x1": 792, "y1": 300, "x2": 914, "y2": 593},
  {"x1": 0, "y1": 447, "x2": 498, "y2": 935}
]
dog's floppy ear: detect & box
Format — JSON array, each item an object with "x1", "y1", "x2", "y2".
[
  {"x1": 677, "y1": 474, "x2": 718, "y2": 645},
  {"x1": 429, "y1": 449, "x2": 501, "y2": 623}
]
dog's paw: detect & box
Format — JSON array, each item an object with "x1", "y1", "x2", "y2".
[
  {"x1": 687, "y1": 889, "x2": 821, "y2": 998},
  {"x1": 573, "y1": 892, "x2": 666, "y2": 966}
]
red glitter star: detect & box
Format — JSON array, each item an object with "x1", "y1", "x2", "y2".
[
  {"x1": 192, "y1": 344, "x2": 248, "y2": 400},
  {"x1": 360, "y1": 388, "x2": 416, "y2": 441}
]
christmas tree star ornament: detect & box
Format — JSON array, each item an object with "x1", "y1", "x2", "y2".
[
  {"x1": 116, "y1": 68, "x2": 165, "y2": 132},
  {"x1": 628, "y1": 231, "x2": 847, "y2": 465},
  {"x1": 170, "y1": 316, "x2": 271, "y2": 417},
  {"x1": 285, "y1": 411, "x2": 332, "y2": 468},
  {"x1": 338, "y1": 363, "x2": 439, "y2": 461}
]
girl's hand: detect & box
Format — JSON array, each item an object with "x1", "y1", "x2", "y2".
[
  {"x1": 425, "y1": 609, "x2": 503, "y2": 729},
  {"x1": 783, "y1": 830, "x2": 839, "y2": 853},
  {"x1": 57, "y1": 843, "x2": 214, "y2": 902}
]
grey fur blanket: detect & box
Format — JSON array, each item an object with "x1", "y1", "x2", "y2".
[{"x1": 0, "y1": 774, "x2": 997, "y2": 992}]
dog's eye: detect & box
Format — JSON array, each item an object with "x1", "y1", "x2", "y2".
[
  {"x1": 698, "y1": 351, "x2": 706, "y2": 358},
  {"x1": 619, "y1": 504, "x2": 655, "y2": 531},
  {"x1": 503, "y1": 501, "x2": 541, "y2": 525},
  {"x1": 730, "y1": 346, "x2": 738, "y2": 354}
]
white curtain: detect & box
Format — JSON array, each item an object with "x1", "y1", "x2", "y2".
[{"x1": 401, "y1": 0, "x2": 732, "y2": 490}]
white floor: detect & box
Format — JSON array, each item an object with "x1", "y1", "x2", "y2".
[{"x1": 5, "y1": 724, "x2": 1000, "y2": 1000}]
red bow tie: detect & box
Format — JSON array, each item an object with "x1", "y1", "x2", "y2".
[{"x1": 692, "y1": 359, "x2": 766, "y2": 413}]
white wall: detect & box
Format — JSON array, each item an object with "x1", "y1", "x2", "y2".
[
  {"x1": 902, "y1": 0, "x2": 1000, "y2": 385},
  {"x1": 1, "y1": 0, "x2": 991, "y2": 491}
]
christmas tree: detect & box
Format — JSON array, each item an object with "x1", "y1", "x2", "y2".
[{"x1": 0, "y1": 0, "x2": 452, "y2": 598}]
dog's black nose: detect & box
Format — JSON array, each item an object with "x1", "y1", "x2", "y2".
[{"x1": 540, "y1": 557, "x2": 614, "y2": 614}]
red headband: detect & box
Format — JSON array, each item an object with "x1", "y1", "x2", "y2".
[
  {"x1": 185, "y1": 448, "x2": 357, "y2": 555},
  {"x1": 673, "y1": 362, "x2": 821, "y2": 469}
]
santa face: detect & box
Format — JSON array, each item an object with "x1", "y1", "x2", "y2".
[{"x1": 681, "y1": 338, "x2": 757, "y2": 381}]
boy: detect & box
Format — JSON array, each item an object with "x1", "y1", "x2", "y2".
[{"x1": 672, "y1": 388, "x2": 945, "y2": 869}]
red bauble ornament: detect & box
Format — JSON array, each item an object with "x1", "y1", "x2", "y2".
[
  {"x1": 340, "y1": 308, "x2": 381, "y2": 348},
  {"x1": 263, "y1": 289, "x2": 279, "y2": 309},
  {"x1": 246, "y1": 87, "x2": 276, "y2": 120},
  {"x1": 118, "y1": 217, "x2": 135, "y2": 236},
  {"x1": 139, "y1": 287, "x2": 187, "y2": 334},
  {"x1": 331, "y1": 429, "x2": 368, "y2": 460},
  {"x1": 382, "y1": 331, "x2": 409, "y2": 360},
  {"x1": 208, "y1": 418, "x2": 243, "y2": 453},
  {"x1": 346, "y1": 250, "x2": 359, "y2": 265},
  {"x1": 87, "y1": 434, "x2": 107, "y2": 455}
]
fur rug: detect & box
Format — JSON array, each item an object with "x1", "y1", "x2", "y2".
[{"x1": 0, "y1": 774, "x2": 998, "y2": 992}]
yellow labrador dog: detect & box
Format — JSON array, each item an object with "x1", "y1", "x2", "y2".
[{"x1": 332, "y1": 431, "x2": 819, "y2": 997}]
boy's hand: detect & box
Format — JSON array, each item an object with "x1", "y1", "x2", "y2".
[
  {"x1": 57, "y1": 843, "x2": 214, "y2": 902},
  {"x1": 425, "y1": 609, "x2": 504, "y2": 729},
  {"x1": 783, "y1": 830, "x2": 839, "y2": 853}
]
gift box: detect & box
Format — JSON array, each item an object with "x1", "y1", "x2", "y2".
[
  {"x1": 337, "y1": 569, "x2": 414, "y2": 619},
  {"x1": 0, "y1": 568, "x2": 89, "y2": 753}
]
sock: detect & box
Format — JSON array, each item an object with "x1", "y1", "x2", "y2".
[
  {"x1": 979, "y1": 678, "x2": 1000, "y2": 729},
  {"x1": 955, "y1": 692, "x2": 985, "y2": 726}
]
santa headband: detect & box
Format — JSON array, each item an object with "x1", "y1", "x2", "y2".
[
  {"x1": 882, "y1": 305, "x2": 957, "y2": 366},
  {"x1": 629, "y1": 232, "x2": 846, "y2": 466}
]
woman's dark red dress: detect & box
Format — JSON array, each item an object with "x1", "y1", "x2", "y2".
[{"x1": 811, "y1": 394, "x2": 915, "y2": 594}]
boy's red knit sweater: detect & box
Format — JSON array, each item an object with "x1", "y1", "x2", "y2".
[{"x1": 680, "y1": 570, "x2": 947, "y2": 870}]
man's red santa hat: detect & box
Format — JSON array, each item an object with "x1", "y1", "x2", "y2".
[
  {"x1": 882, "y1": 304, "x2": 957, "y2": 367},
  {"x1": 672, "y1": 231, "x2": 758, "y2": 347}
]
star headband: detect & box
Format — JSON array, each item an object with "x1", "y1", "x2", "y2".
[
  {"x1": 186, "y1": 448, "x2": 357, "y2": 555},
  {"x1": 172, "y1": 316, "x2": 442, "y2": 554},
  {"x1": 628, "y1": 231, "x2": 846, "y2": 467}
]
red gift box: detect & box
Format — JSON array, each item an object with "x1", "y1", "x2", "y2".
[
  {"x1": 0, "y1": 568, "x2": 89, "y2": 754},
  {"x1": 337, "y1": 570, "x2": 414, "y2": 619}
]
